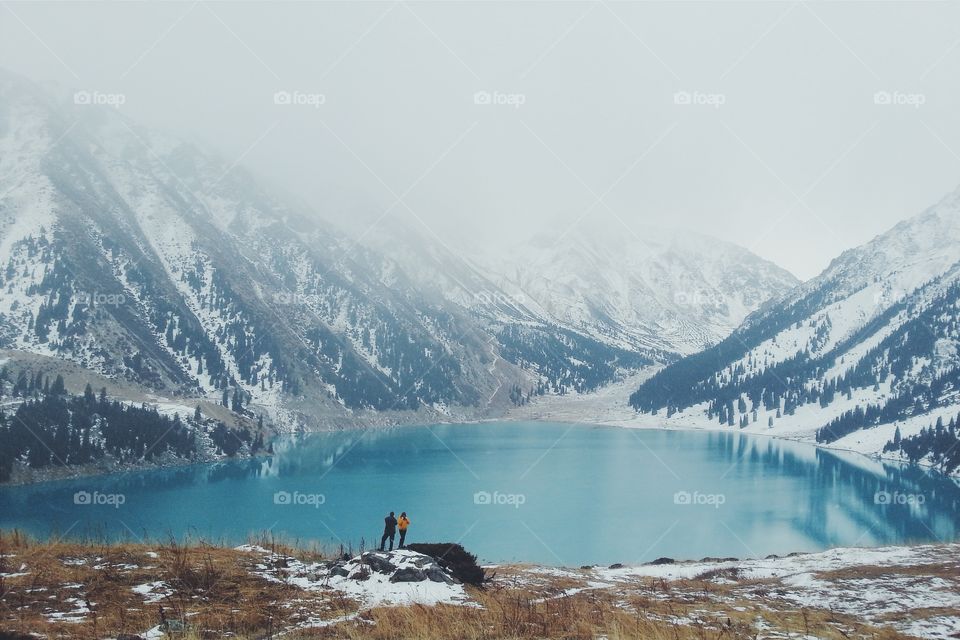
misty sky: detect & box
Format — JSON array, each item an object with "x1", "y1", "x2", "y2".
[{"x1": 3, "y1": 1, "x2": 960, "y2": 279}]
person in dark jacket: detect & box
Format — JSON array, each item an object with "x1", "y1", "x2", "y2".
[{"x1": 380, "y1": 511, "x2": 398, "y2": 551}]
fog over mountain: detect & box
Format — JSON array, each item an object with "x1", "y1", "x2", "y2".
[
  {"x1": 3, "y1": 1, "x2": 960, "y2": 278},
  {"x1": 0, "y1": 69, "x2": 796, "y2": 429}
]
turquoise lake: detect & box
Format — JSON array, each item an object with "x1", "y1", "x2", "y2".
[{"x1": 1, "y1": 422, "x2": 958, "y2": 565}]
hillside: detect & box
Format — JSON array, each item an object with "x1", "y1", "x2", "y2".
[
  {"x1": 0, "y1": 365, "x2": 264, "y2": 483},
  {"x1": 629, "y1": 184, "x2": 960, "y2": 472},
  {"x1": 0, "y1": 534, "x2": 956, "y2": 639},
  {"x1": 0, "y1": 68, "x2": 795, "y2": 428}
]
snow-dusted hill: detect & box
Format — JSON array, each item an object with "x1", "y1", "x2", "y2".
[{"x1": 630, "y1": 185, "x2": 960, "y2": 471}]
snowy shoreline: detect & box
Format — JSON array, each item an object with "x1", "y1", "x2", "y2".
[
  {"x1": 503, "y1": 371, "x2": 960, "y2": 479},
  {"x1": 525, "y1": 416, "x2": 960, "y2": 479},
  {"x1": 4, "y1": 370, "x2": 958, "y2": 487}
]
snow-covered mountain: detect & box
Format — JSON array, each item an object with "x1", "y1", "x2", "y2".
[
  {"x1": 468, "y1": 224, "x2": 799, "y2": 355},
  {"x1": 357, "y1": 212, "x2": 799, "y2": 395},
  {"x1": 0, "y1": 69, "x2": 503, "y2": 426},
  {"x1": 0, "y1": 68, "x2": 797, "y2": 425},
  {"x1": 630, "y1": 185, "x2": 960, "y2": 471},
  {"x1": 358, "y1": 212, "x2": 799, "y2": 354}
]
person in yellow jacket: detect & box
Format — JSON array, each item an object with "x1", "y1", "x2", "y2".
[{"x1": 397, "y1": 512, "x2": 411, "y2": 548}]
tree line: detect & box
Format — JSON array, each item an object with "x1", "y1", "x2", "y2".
[
  {"x1": 882, "y1": 411, "x2": 960, "y2": 474},
  {"x1": 0, "y1": 367, "x2": 264, "y2": 482}
]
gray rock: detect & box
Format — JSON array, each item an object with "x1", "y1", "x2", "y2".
[
  {"x1": 361, "y1": 552, "x2": 397, "y2": 574},
  {"x1": 424, "y1": 566, "x2": 454, "y2": 584},
  {"x1": 390, "y1": 567, "x2": 426, "y2": 583}
]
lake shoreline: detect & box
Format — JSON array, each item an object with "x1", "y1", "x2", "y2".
[
  {"x1": 0, "y1": 448, "x2": 275, "y2": 487},
  {"x1": 4, "y1": 420, "x2": 957, "y2": 566},
  {"x1": 501, "y1": 371, "x2": 960, "y2": 479},
  {"x1": 2, "y1": 406, "x2": 957, "y2": 488},
  {"x1": 518, "y1": 417, "x2": 960, "y2": 478}
]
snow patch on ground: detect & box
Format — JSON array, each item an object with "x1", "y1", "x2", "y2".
[
  {"x1": 131, "y1": 580, "x2": 173, "y2": 604},
  {"x1": 582, "y1": 543, "x2": 960, "y2": 639},
  {"x1": 244, "y1": 547, "x2": 470, "y2": 608}
]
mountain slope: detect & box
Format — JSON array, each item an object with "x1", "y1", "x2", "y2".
[
  {"x1": 0, "y1": 68, "x2": 799, "y2": 425},
  {"x1": 629, "y1": 185, "x2": 960, "y2": 471},
  {"x1": 355, "y1": 216, "x2": 671, "y2": 395},
  {"x1": 0, "y1": 70, "x2": 501, "y2": 425},
  {"x1": 357, "y1": 213, "x2": 799, "y2": 391}
]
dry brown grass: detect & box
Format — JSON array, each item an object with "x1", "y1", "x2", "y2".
[
  {"x1": 0, "y1": 531, "x2": 347, "y2": 638},
  {"x1": 1, "y1": 532, "x2": 949, "y2": 640},
  {"x1": 291, "y1": 586, "x2": 912, "y2": 640},
  {"x1": 816, "y1": 561, "x2": 960, "y2": 581}
]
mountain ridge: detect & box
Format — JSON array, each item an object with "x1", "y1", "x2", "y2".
[
  {"x1": 629, "y1": 186, "x2": 960, "y2": 471},
  {"x1": 0, "y1": 68, "x2": 809, "y2": 427}
]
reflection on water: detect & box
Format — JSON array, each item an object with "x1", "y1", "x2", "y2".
[
  {"x1": 703, "y1": 430, "x2": 959, "y2": 547},
  {"x1": 1, "y1": 423, "x2": 957, "y2": 565}
]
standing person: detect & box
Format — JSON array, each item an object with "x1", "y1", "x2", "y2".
[
  {"x1": 397, "y1": 512, "x2": 411, "y2": 548},
  {"x1": 380, "y1": 511, "x2": 398, "y2": 551}
]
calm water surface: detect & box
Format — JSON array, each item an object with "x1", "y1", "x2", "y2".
[{"x1": 1, "y1": 422, "x2": 958, "y2": 565}]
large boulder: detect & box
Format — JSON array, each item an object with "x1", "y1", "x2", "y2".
[
  {"x1": 341, "y1": 550, "x2": 458, "y2": 585},
  {"x1": 424, "y1": 566, "x2": 454, "y2": 584}
]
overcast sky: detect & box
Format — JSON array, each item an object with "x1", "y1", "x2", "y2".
[{"x1": 3, "y1": 1, "x2": 960, "y2": 279}]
